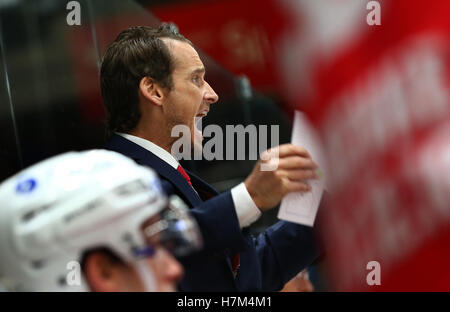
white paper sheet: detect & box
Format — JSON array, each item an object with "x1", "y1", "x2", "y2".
[{"x1": 277, "y1": 111, "x2": 327, "y2": 227}]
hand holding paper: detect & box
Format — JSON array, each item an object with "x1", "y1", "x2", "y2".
[{"x1": 278, "y1": 111, "x2": 327, "y2": 227}]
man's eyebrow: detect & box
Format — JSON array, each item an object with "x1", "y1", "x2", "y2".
[{"x1": 190, "y1": 67, "x2": 206, "y2": 75}]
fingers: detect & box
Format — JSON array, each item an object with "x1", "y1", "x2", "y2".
[
  {"x1": 262, "y1": 145, "x2": 318, "y2": 172},
  {"x1": 284, "y1": 180, "x2": 312, "y2": 193},
  {"x1": 264, "y1": 144, "x2": 310, "y2": 159},
  {"x1": 279, "y1": 169, "x2": 316, "y2": 193},
  {"x1": 284, "y1": 169, "x2": 318, "y2": 180},
  {"x1": 277, "y1": 156, "x2": 318, "y2": 170}
]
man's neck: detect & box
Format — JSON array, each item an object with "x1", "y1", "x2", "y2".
[
  {"x1": 129, "y1": 122, "x2": 174, "y2": 154},
  {"x1": 129, "y1": 129, "x2": 173, "y2": 154}
]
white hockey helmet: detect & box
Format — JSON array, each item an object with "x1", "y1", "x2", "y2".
[{"x1": 0, "y1": 150, "x2": 201, "y2": 291}]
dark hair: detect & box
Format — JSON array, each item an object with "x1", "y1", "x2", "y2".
[{"x1": 100, "y1": 23, "x2": 192, "y2": 137}]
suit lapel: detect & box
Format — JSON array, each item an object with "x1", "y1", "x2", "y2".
[
  {"x1": 187, "y1": 170, "x2": 219, "y2": 200},
  {"x1": 105, "y1": 134, "x2": 203, "y2": 207}
]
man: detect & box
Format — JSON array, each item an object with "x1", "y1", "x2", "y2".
[
  {"x1": 102, "y1": 24, "x2": 323, "y2": 291},
  {"x1": 0, "y1": 150, "x2": 202, "y2": 291}
]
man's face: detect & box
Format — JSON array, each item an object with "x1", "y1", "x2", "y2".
[
  {"x1": 161, "y1": 39, "x2": 219, "y2": 153},
  {"x1": 142, "y1": 246, "x2": 184, "y2": 292},
  {"x1": 96, "y1": 215, "x2": 184, "y2": 292},
  {"x1": 85, "y1": 244, "x2": 183, "y2": 292},
  {"x1": 136, "y1": 214, "x2": 184, "y2": 292},
  {"x1": 107, "y1": 245, "x2": 183, "y2": 292}
]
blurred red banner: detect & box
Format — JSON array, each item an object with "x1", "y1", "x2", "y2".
[
  {"x1": 289, "y1": 0, "x2": 450, "y2": 291},
  {"x1": 151, "y1": 0, "x2": 294, "y2": 94}
]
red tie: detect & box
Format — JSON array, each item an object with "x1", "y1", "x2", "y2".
[
  {"x1": 231, "y1": 254, "x2": 240, "y2": 278},
  {"x1": 177, "y1": 165, "x2": 192, "y2": 186},
  {"x1": 177, "y1": 165, "x2": 240, "y2": 277}
]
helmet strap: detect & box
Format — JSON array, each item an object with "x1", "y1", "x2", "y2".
[{"x1": 132, "y1": 258, "x2": 157, "y2": 292}]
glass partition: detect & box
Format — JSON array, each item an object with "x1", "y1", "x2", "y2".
[{"x1": 0, "y1": 0, "x2": 292, "y2": 234}]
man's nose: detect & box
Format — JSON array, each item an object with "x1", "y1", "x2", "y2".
[
  {"x1": 204, "y1": 81, "x2": 219, "y2": 104},
  {"x1": 162, "y1": 250, "x2": 184, "y2": 283}
]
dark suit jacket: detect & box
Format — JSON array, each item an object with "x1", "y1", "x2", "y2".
[{"x1": 106, "y1": 134, "x2": 322, "y2": 291}]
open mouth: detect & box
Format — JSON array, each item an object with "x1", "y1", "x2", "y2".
[
  {"x1": 195, "y1": 110, "x2": 208, "y2": 118},
  {"x1": 194, "y1": 111, "x2": 208, "y2": 142}
]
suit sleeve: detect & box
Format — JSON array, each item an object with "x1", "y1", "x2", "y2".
[
  {"x1": 159, "y1": 177, "x2": 247, "y2": 254},
  {"x1": 190, "y1": 191, "x2": 248, "y2": 253},
  {"x1": 254, "y1": 220, "x2": 323, "y2": 290},
  {"x1": 252, "y1": 196, "x2": 328, "y2": 291}
]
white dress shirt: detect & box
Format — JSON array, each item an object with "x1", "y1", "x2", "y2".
[{"x1": 117, "y1": 133, "x2": 261, "y2": 228}]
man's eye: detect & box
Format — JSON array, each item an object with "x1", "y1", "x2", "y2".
[{"x1": 192, "y1": 76, "x2": 204, "y2": 85}]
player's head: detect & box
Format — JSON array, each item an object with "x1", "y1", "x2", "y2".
[{"x1": 0, "y1": 150, "x2": 202, "y2": 291}]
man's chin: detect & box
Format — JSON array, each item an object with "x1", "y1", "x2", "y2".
[
  {"x1": 192, "y1": 137, "x2": 203, "y2": 157},
  {"x1": 159, "y1": 285, "x2": 178, "y2": 292},
  {"x1": 192, "y1": 126, "x2": 203, "y2": 156}
]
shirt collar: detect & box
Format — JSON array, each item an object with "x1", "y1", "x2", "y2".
[{"x1": 116, "y1": 132, "x2": 179, "y2": 169}]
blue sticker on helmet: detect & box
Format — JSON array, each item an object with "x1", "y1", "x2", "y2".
[{"x1": 16, "y1": 178, "x2": 37, "y2": 193}]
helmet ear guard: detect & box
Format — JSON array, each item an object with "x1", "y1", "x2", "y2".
[{"x1": 0, "y1": 150, "x2": 201, "y2": 292}]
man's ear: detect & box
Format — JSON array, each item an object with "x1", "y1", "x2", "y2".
[
  {"x1": 83, "y1": 251, "x2": 124, "y2": 292},
  {"x1": 139, "y1": 77, "x2": 165, "y2": 106}
]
